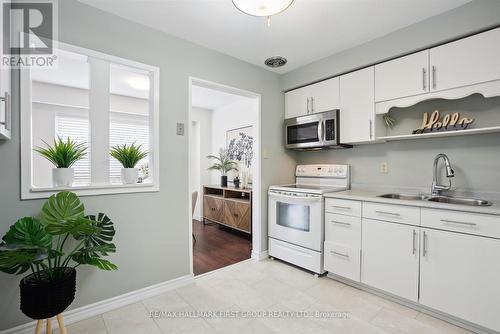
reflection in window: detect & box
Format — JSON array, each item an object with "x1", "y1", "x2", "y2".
[
  {"x1": 23, "y1": 42, "x2": 159, "y2": 198},
  {"x1": 31, "y1": 50, "x2": 90, "y2": 188},
  {"x1": 109, "y1": 63, "x2": 150, "y2": 183}
]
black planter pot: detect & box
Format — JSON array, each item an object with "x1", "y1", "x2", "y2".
[
  {"x1": 221, "y1": 175, "x2": 228, "y2": 187},
  {"x1": 20, "y1": 267, "x2": 76, "y2": 320}
]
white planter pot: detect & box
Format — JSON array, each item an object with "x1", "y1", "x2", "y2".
[
  {"x1": 53, "y1": 168, "x2": 74, "y2": 187},
  {"x1": 121, "y1": 168, "x2": 138, "y2": 184}
]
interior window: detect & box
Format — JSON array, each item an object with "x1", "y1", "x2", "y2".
[{"x1": 21, "y1": 43, "x2": 159, "y2": 199}]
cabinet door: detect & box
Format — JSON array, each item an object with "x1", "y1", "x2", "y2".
[
  {"x1": 375, "y1": 50, "x2": 429, "y2": 102},
  {"x1": 0, "y1": 6, "x2": 11, "y2": 139},
  {"x1": 339, "y1": 67, "x2": 375, "y2": 143},
  {"x1": 420, "y1": 228, "x2": 500, "y2": 332},
  {"x1": 309, "y1": 77, "x2": 340, "y2": 114},
  {"x1": 235, "y1": 201, "x2": 251, "y2": 232},
  {"x1": 223, "y1": 200, "x2": 251, "y2": 232},
  {"x1": 361, "y1": 219, "x2": 419, "y2": 302},
  {"x1": 203, "y1": 196, "x2": 223, "y2": 222},
  {"x1": 430, "y1": 28, "x2": 500, "y2": 92},
  {"x1": 285, "y1": 86, "x2": 309, "y2": 119}
]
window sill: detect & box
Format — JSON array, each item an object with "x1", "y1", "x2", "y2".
[{"x1": 23, "y1": 181, "x2": 159, "y2": 200}]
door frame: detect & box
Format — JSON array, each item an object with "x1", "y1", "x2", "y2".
[{"x1": 188, "y1": 77, "x2": 263, "y2": 275}]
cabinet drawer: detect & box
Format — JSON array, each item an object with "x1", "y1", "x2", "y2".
[
  {"x1": 325, "y1": 198, "x2": 361, "y2": 217},
  {"x1": 325, "y1": 213, "x2": 361, "y2": 248},
  {"x1": 363, "y1": 202, "x2": 419, "y2": 225},
  {"x1": 324, "y1": 241, "x2": 360, "y2": 282},
  {"x1": 421, "y1": 208, "x2": 500, "y2": 239}
]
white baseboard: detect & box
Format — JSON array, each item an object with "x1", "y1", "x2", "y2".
[
  {"x1": 0, "y1": 274, "x2": 194, "y2": 334},
  {"x1": 251, "y1": 250, "x2": 269, "y2": 261}
]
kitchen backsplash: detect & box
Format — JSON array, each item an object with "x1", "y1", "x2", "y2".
[{"x1": 295, "y1": 132, "x2": 500, "y2": 194}]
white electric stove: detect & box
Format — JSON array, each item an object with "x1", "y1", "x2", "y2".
[{"x1": 268, "y1": 164, "x2": 350, "y2": 274}]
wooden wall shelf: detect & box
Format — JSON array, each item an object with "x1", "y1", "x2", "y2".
[{"x1": 202, "y1": 185, "x2": 252, "y2": 234}]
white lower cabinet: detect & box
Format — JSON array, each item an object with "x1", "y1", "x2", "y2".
[
  {"x1": 324, "y1": 241, "x2": 360, "y2": 282},
  {"x1": 324, "y1": 198, "x2": 500, "y2": 332},
  {"x1": 361, "y1": 218, "x2": 419, "y2": 302},
  {"x1": 419, "y1": 228, "x2": 500, "y2": 332}
]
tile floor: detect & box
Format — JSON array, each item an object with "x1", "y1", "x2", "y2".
[{"x1": 57, "y1": 259, "x2": 472, "y2": 334}]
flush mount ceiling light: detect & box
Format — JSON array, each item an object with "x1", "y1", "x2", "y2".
[{"x1": 232, "y1": 0, "x2": 294, "y2": 26}]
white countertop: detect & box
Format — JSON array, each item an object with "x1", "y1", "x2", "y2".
[{"x1": 324, "y1": 189, "x2": 500, "y2": 216}]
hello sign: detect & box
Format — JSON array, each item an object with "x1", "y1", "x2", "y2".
[{"x1": 413, "y1": 110, "x2": 474, "y2": 134}]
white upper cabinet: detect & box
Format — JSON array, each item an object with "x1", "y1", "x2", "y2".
[
  {"x1": 285, "y1": 85, "x2": 310, "y2": 119},
  {"x1": 419, "y1": 228, "x2": 500, "y2": 332},
  {"x1": 308, "y1": 77, "x2": 340, "y2": 114},
  {"x1": 375, "y1": 50, "x2": 429, "y2": 102},
  {"x1": 430, "y1": 28, "x2": 500, "y2": 92},
  {"x1": 340, "y1": 67, "x2": 375, "y2": 143},
  {"x1": 361, "y1": 218, "x2": 420, "y2": 302},
  {"x1": 285, "y1": 77, "x2": 340, "y2": 119}
]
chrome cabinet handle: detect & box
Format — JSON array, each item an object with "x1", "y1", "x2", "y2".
[
  {"x1": 311, "y1": 96, "x2": 314, "y2": 113},
  {"x1": 331, "y1": 205, "x2": 351, "y2": 210},
  {"x1": 375, "y1": 210, "x2": 401, "y2": 217},
  {"x1": 0, "y1": 92, "x2": 9, "y2": 130},
  {"x1": 432, "y1": 66, "x2": 437, "y2": 89},
  {"x1": 412, "y1": 229, "x2": 417, "y2": 254},
  {"x1": 331, "y1": 251, "x2": 349, "y2": 258},
  {"x1": 422, "y1": 68, "x2": 427, "y2": 90},
  {"x1": 440, "y1": 219, "x2": 477, "y2": 227},
  {"x1": 369, "y1": 119, "x2": 373, "y2": 139},
  {"x1": 306, "y1": 98, "x2": 310, "y2": 114},
  {"x1": 422, "y1": 231, "x2": 428, "y2": 257},
  {"x1": 331, "y1": 220, "x2": 351, "y2": 227}
]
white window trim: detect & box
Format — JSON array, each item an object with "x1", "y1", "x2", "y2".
[{"x1": 20, "y1": 41, "x2": 160, "y2": 200}]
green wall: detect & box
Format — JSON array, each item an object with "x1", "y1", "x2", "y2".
[{"x1": 0, "y1": 0, "x2": 296, "y2": 330}]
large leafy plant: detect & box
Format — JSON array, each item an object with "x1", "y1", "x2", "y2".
[
  {"x1": 34, "y1": 137, "x2": 87, "y2": 168},
  {"x1": 0, "y1": 192, "x2": 117, "y2": 282},
  {"x1": 110, "y1": 143, "x2": 148, "y2": 168},
  {"x1": 207, "y1": 149, "x2": 238, "y2": 175}
]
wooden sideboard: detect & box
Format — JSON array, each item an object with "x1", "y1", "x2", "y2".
[{"x1": 202, "y1": 185, "x2": 252, "y2": 234}]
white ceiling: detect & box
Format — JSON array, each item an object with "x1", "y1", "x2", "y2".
[
  {"x1": 192, "y1": 85, "x2": 247, "y2": 110},
  {"x1": 79, "y1": 0, "x2": 471, "y2": 74}
]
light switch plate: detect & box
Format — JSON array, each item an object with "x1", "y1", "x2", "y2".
[{"x1": 176, "y1": 123, "x2": 184, "y2": 136}]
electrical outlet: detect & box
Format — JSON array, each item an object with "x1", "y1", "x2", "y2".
[
  {"x1": 380, "y1": 162, "x2": 389, "y2": 174},
  {"x1": 176, "y1": 123, "x2": 184, "y2": 136}
]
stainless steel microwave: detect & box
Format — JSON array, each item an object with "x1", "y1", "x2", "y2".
[{"x1": 285, "y1": 110, "x2": 351, "y2": 150}]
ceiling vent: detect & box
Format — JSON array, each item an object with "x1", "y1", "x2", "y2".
[{"x1": 265, "y1": 56, "x2": 287, "y2": 68}]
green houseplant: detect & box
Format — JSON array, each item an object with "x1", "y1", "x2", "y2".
[
  {"x1": 0, "y1": 191, "x2": 117, "y2": 325},
  {"x1": 207, "y1": 149, "x2": 238, "y2": 187},
  {"x1": 110, "y1": 143, "x2": 148, "y2": 184},
  {"x1": 34, "y1": 137, "x2": 87, "y2": 187}
]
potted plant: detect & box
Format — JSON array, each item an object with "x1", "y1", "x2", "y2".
[
  {"x1": 110, "y1": 143, "x2": 148, "y2": 184},
  {"x1": 0, "y1": 191, "x2": 117, "y2": 330},
  {"x1": 207, "y1": 149, "x2": 238, "y2": 187},
  {"x1": 34, "y1": 137, "x2": 87, "y2": 187}
]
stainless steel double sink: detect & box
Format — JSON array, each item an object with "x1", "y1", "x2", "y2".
[{"x1": 377, "y1": 193, "x2": 492, "y2": 207}]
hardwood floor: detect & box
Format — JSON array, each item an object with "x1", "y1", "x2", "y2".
[{"x1": 192, "y1": 219, "x2": 251, "y2": 276}]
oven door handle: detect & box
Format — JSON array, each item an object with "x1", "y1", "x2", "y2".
[{"x1": 269, "y1": 191, "x2": 321, "y2": 202}]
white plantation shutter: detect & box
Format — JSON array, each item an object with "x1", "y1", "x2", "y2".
[
  {"x1": 55, "y1": 114, "x2": 91, "y2": 185},
  {"x1": 109, "y1": 112, "x2": 149, "y2": 183}
]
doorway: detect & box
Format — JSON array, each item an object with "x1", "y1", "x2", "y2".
[{"x1": 188, "y1": 78, "x2": 262, "y2": 276}]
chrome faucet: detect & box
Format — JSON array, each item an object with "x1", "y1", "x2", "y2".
[{"x1": 431, "y1": 153, "x2": 455, "y2": 196}]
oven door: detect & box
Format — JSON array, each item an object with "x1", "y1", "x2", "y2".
[{"x1": 268, "y1": 190, "x2": 323, "y2": 251}]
